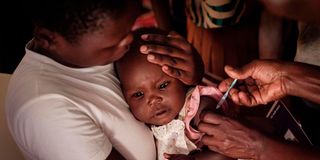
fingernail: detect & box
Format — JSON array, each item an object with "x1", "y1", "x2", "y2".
[
  {"x1": 162, "y1": 65, "x2": 168, "y2": 70},
  {"x1": 118, "y1": 39, "x2": 127, "y2": 47},
  {"x1": 141, "y1": 34, "x2": 148, "y2": 40},
  {"x1": 147, "y1": 54, "x2": 155, "y2": 60},
  {"x1": 225, "y1": 65, "x2": 234, "y2": 71},
  {"x1": 140, "y1": 45, "x2": 148, "y2": 53}
]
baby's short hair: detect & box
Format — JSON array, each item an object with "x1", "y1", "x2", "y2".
[{"x1": 122, "y1": 27, "x2": 168, "y2": 60}]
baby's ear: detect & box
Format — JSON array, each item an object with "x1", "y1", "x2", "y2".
[
  {"x1": 118, "y1": 33, "x2": 134, "y2": 48},
  {"x1": 33, "y1": 26, "x2": 55, "y2": 50}
]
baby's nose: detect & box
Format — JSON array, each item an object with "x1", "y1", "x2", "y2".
[{"x1": 148, "y1": 96, "x2": 162, "y2": 107}]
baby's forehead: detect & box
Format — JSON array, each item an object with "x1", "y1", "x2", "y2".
[
  {"x1": 121, "y1": 63, "x2": 167, "y2": 88},
  {"x1": 118, "y1": 51, "x2": 159, "y2": 78},
  {"x1": 132, "y1": 54, "x2": 161, "y2": 73}
]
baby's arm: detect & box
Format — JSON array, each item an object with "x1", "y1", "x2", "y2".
[
  {"x1": 199, "y1": 96, "x2": 219, "y2": 113},
  {"x1": 191, "y1": 96, "x2": 219, "y2": 128},
  {"x1": 190, "y1": 97, "x2": 234, "y2": 160}
]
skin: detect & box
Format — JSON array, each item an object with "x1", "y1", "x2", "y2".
[
  {"x1": 199, "y1": 112, "x2": 320, "y2": 160},
  {"x1": 116, "y1": 28, "x2": 205, "y2": 125},
  {"x1": 117, "y1": 51, "x2": 187, "y2": 125},
  {"x1": 30, "y1": 4, "x2": 204, "y2": 159},
  {"x1": 31, "y1": 8, "x2": 138, "y2": 68},
  {"x1": 140, "y1": 31, "x2": 204, "y2": 85},
  {"x1": 197, "y1": 60, "x2": 320, "y2": 159},
  {"x1": 207, "y1": 1, "x2": 320, "y2": 158},
  {"x1": 219, "y1": 60, "x2": 320, "y2": 106},
  {"x1": 162, "y1": 96, "x2": 234, "y2": 160},
  {"x1": 29, "y1": 5, "x2": 140, "y2": 160},
  {"x1": 198, "y1": 112, "x2": 263, "y2": 159},
  {"x1": 152, "y1": 0, "x2": 320, "y2": 159},
  {"x1": 150, "y1": 0, "x2": 172, "y2": 31},
  {"x1": 259, "y1": 0, "x2": 320, "y2": 23},
  {"x1": 258, "y1": 10, "x2": 285, "y2": 60},
  {"x1": 117, "y1": 29, "x2": 230, "y2": 160}
]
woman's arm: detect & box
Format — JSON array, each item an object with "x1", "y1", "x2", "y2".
[
  {"x1": 259, "y1": 0, "x2": 320, "y2": 23},
  {"x1": 150, "y1": 0, "x2": 172, "y2": 31},
  {"x1": 198, "y1": 112, "x2": 320, "y2": 160},
  {"x1": 260, "y1": 135, "x2": 320, "y2": 160},
  {"x1": 219, "y1": 60, "x2": 320, "y2": 106},
  {"x1": 284, "y1": 61, "x2": 320, "y2": 104}
]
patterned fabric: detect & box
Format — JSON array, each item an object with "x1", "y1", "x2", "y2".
[
  {"x1": 151, "y1": 85, "x2": 228, "y2": 160},
  {"x1": 186, "y1": 0, "x2": 245, "y2": 28},
  {"x1": 151, "y1": 119, "x2": 197, "y2": 160}
]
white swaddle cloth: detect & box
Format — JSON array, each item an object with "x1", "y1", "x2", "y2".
[{"x1": 151, "y1": 119, "x2": 197, "y2": 159}]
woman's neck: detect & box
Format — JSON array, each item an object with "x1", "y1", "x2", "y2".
[{"x1": 28, "y1": 39, "x2": 81, "y2": 68}]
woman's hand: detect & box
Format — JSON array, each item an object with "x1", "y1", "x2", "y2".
[
  {"x1": 198, "y1": 112, "x2": 263, "y2": 159},
  {"x1": 198, "y1": 112, "x2": 320, "y2": 160},
  {"x1": 140, "y1": 31, "x2": 204, "y2": 85},
  {"x1": 218, "y1": 60, "x2": 288, "y2": 106}
]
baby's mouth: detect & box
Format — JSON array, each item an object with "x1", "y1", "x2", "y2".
[{"x1": 154, "y1": 108, "x2": 168, "y2": 118}]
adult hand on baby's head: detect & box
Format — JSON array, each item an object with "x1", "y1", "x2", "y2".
[
  {"x1": 218, "y1": 60, "x2": 288, "y2": 107},
  {"x1": 140, "y1": 31, "x2": 204, "y2": 85}
]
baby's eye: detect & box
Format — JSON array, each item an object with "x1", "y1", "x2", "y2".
[
  {"x1": 133, "y1": 91, "x2": 144, "y2": 98},
  {"x1": 159, "y1": 81, "x2": 170, "y2": 90}
]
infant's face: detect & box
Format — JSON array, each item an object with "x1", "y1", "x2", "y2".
[{"x1": 119, "y1": 56, "x2": 187, "y2": 125}]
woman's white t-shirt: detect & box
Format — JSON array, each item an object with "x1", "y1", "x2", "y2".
[{"x1": 5, "y1": 46, "x2": 156, "y2": 160}]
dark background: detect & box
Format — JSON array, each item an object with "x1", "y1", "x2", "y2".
[
  {"x1": 0, "y1": 2, "x2": 33, "y2": 73},
  {"x1": 0, "y1": 0, "x2": 187, "y2": 74}
]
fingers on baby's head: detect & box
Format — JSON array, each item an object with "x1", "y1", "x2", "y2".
[
  {"x1": 117, "y1": 27, "x2": 168, "y2": 67},
  {"x1": 130, "y1": 27, "x2": 168, "y2": 57},
  {"x1": 115, "y1": 28, "x2": 167, "y2": 80}
]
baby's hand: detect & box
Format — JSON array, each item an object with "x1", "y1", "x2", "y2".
[{"x1": 140, "y1": 31, "x2": 204, "y2": 85}]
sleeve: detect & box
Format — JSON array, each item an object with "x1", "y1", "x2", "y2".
[
  {"x1": 11, "y1": 95, "x2": 111, "y2": 160},
  {"x1": 186, "y1": 0, "x2": 246, "y2": 28},
  {"x1": 101, "y1": 103, "x2": 157, "y2": 160}
]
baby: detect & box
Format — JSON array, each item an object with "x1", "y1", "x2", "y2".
[{"x1": 116, "y1": 27, "x2": 231, "y2": 160}]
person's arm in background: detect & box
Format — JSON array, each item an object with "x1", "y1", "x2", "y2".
[
  {"x1": 151, "y1": 0, "x2": 172, "y2": 31},
  {"x1": 198, "y1": 112, "x2": 320, "y2": 160},
  {"x1": 219, "y1": 60, "x2": 320, "y2": 106},
  {"x1": 259, "y1": 9, "x2": 285, "y2": 59},
  {"x1": 259, "y1": 0, "x2": 320, "y2": 23}
]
